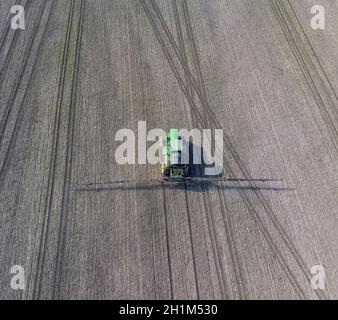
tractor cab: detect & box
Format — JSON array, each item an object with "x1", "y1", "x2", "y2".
[{"x1": 161, "y1": 129, "x2": 189, "y2": 179}]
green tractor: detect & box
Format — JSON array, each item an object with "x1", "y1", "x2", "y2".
[{"x1": 161, "y1": 129, "x2": 189, "y2": 179}]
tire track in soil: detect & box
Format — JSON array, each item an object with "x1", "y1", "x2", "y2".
[
  {"x1": 31, "y1": 0, "x2": 76, "y2": 299},
  {"x1": 172, "y1": 0, "x2": 242, "y2": 299},
  {"x1": 141, "y1": 0, "x2": 323, "y2": 299},
  {"x1": 172, "y1": 0, "x2": 200, "y2": 299},
  {"x1": 161, "y1": 184, "x2": 174, "y2": 299},
  {"x1": 0, "y1": 0, "x2": 49, "y2": 177},
  {"x1": 180, "y1": 0, "x2": 246, "y2": 299},
  {"x1": 52, "y1": 0, "x2": 86, "y2": 299},
  {"x1": 270, "y1": 0, "x2": 338, "y2": 156},
  {"x1": 0, "y1": 0, "x2": 29, "y2": 71}
]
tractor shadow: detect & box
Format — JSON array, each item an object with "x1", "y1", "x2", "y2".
[{"x1": 188, "y1": 141, "x2": 221, "y2": 178}]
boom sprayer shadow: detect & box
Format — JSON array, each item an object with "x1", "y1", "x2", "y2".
[{"x1": 74, "y1": 142, "x2": 293, "y2": 193}]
